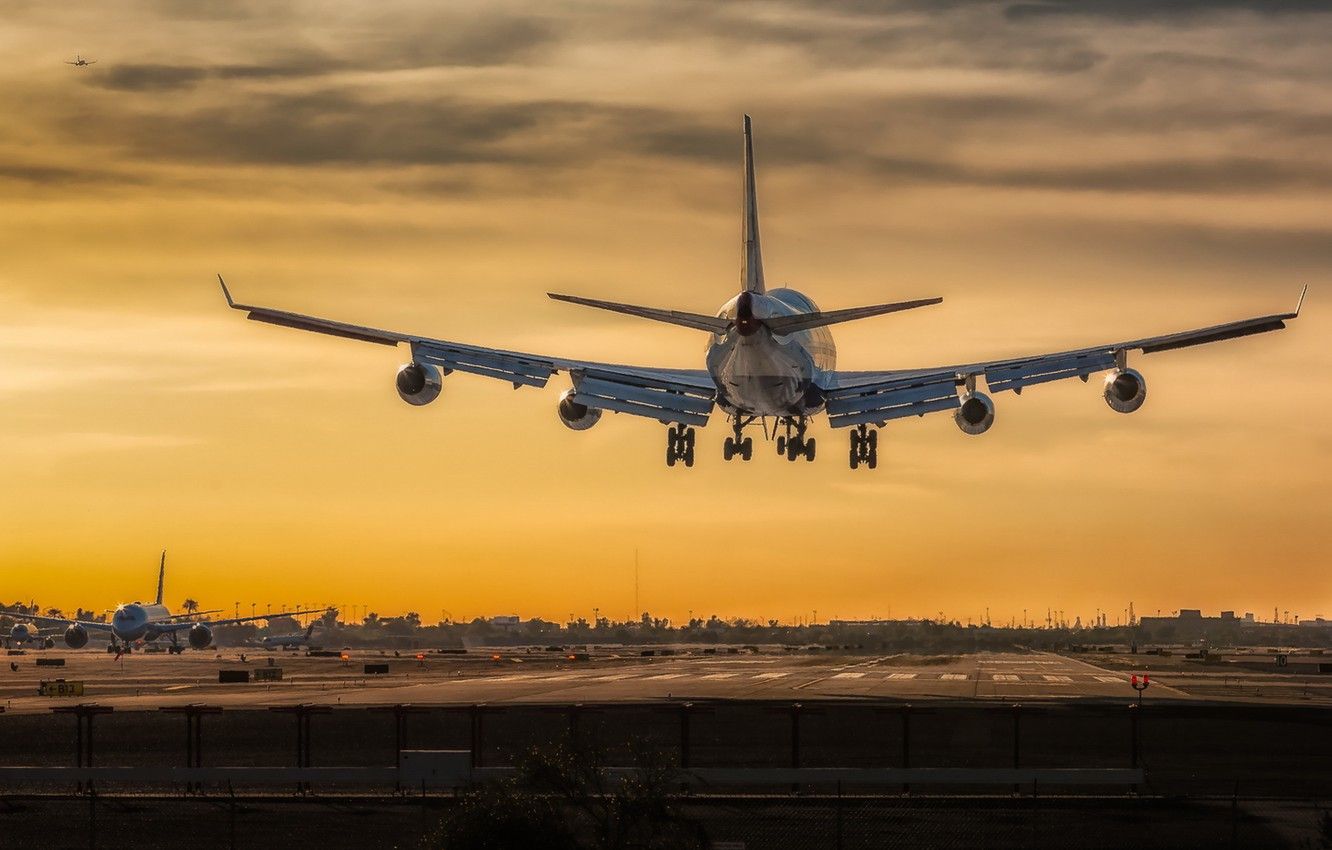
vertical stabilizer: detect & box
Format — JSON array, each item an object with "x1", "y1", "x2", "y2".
[
  {"x1": 155, "y1": 550, "x2": 166, "y2": 606},
  {"x1": 740, "y1": 115, "x2": 766, "y2": 294}
]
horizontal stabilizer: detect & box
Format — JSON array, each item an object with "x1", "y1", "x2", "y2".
[
  {"x1": 766, "y1": 297, "x2": 942, "y2": 336},
  {"x1": 548, "y1": 293, "x2": 730, "y2": 334}
]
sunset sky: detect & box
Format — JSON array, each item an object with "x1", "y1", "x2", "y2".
[{"x1": 1, "y1": 0, "x2": 1328, "y2": 627}]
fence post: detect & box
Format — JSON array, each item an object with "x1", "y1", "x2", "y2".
[
  {"x1": 901, "y1": 704, "x2": 911, "y2": 795},
  {"x1": 1012, "y1": 703, "x2": 1022, "y2": 795}
]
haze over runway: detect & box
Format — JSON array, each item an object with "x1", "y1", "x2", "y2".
[{"x1": 0, "y1": 1, "x2": 1328, "y2": 624}]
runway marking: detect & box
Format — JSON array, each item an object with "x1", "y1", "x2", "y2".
[
  {"x1": 644, "y1": 673, "x2": 687, "y2": 681},
  {"x1": 487, "y1": 675, "x2": 527, "y2": 682},
  {"x1": 832, "y1": 672, "x2": 866, "y2": 679},
  {"x1": 992, "y1": 674, "x2": 1019, "y2": 682},
  {"x1": 589, "y1": 674, "x2": 635, "y2": 681},
  {"x1": 1043, "y1": 675, "x2": 1073, "y2": 683},
  {"x1": 887, "y1": 673, "x2": 918, "y2": 680},
  {"x1": 940, "y1": 674, "x2": 968, "y2": 681},
  {"x1": 700, "y1": 673, "x2": 739, "y2": 680},
  {"x1": 753, "y1": 672, "x2": 790, "y2": 680},
  {"x1": 1094, "y1": 676, "x2": 1123, "y2": 683},
  {"x1": 531, "y1": 674, "x2": 577, "y2": 682}
]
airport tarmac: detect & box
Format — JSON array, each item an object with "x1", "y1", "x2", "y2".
[{"x1": 5, "y1": 647, "x2": 1299, "y2": 713}]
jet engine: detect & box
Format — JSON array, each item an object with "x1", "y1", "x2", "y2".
[
  {"x1": 1104, "y1": 368, "x2": 1146, "y2": 414},
  {"x1": 954, "y1": 391, "x2": 996, "y2": 436},
  {"x1": 64, "y1": 624, "x2": 89, "y2": 649},
  {"x1": 10, "y1": 623, "x2": 32, "y2": 643},
  {"x1": 188, "y1": 623, "x2": 213, "y2": 650},
  {"x1": 395, "y1": 363, "x2": 443, "y2": 406},
  {"x1": 557, "y1": 389, "x2": 602, "y2": 431}
]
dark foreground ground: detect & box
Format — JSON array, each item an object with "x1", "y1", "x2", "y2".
[{"x1": 2, "y1": 794, "x2": 1329, "y2": 849}]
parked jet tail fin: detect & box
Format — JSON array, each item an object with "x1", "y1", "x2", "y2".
[
  {"x1": 765, "y1": 297, "x2": 943, "y2": 336},
  {"x1": 548, "y1": 293, "x2": 731, "y2": 334},
  {"x1": 155, "y1": 550, "x2": 166, "y2": 606}
]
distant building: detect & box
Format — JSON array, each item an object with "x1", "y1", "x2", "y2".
[
  {"x1": 1138, "y1": 608, "x2": 1259, "y2": 640},
  {"x1": 1298, "y1": 617, "x2": 1329, "y2": 628},
  {"x1": 489, "y1": 615, "x2": 521, "y2": 629}
]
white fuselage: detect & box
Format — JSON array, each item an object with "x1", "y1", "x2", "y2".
[
  {"x1": 707, "y1": 288, "x2": 836, "y2": 417},
  {"x1": 110, "y1": 602, "x2": 171, "y2": 642}
]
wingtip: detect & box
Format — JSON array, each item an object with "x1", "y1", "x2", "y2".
[
  {"x1": 743, "y1": 114, "x2": 752, "y2": 134},
  {"x1": 1295, "y1": 284, "x2": 1308, "y2": 317},
  {"x1": 217, "y1": 274, "x2": 235, "y2": 307}
]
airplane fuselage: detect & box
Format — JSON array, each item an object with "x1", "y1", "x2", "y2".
[
  {"x1": 110, "y1": 602, "x2": 171, "y2": 642},
  {"x1": 708, "y1": 288, "x2": 836, "y2": 417}
]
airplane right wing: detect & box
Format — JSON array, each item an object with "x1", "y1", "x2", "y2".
[
  {"x1": 220, "y1": 277, "x2": 719, "y2": 427},
  {"x1": 823, "y1": 287, "x2": 1306, "y2": 428}
]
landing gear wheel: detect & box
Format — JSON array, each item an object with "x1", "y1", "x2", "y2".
[
  {"x1": 849, "y1": 425, "x2": 879, "y2": 470},
  {"x1": 723, "y1": 437, "x2": 735, "y2": 461},
  {"x1": 665, "y1": 424, "x2": 696, "y2": 467},
  {"x1": 804, "y1": 437, "x2": 816, "y2": 462},
  {"x1": 776, "y1": 435, "x2": 786, "y2": 455},
  {"x1": 740, "y1": 437, "x2": 753, "y2": 461}
]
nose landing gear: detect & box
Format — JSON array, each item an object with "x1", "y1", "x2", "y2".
[
  {"x1": 776, "y1": 417, "x2": 816, "y2": 462},
  {"x1": 665, "y1": 424, "x2": 696, "y2": 467},
  {"x1": 723, "y1": 417, "x2": 755, "y2": 461},
  {"x1": 849, "y1": 424, "x2": 878, "y2": 469}
]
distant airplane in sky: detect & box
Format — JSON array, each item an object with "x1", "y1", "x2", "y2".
[
  {"x1": 64, "y1": 55, "x2": 96, "y2": 67},
  {"x1": 0, "y1": 552, "x2": 320, "y2": 652},
  {"x1": 220, "y1": 116, "x2": 1306, "y2": 469}
]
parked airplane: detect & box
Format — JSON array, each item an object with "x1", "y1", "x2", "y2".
[
  {"x1": 6, "y1": 620, "x2": 56, "y2": 649},
  {"x1": 261, "y1": 621, "x2": 321, "y2": 650},
  {"x1": 0, "y1": 552, "x2": 320, "y2": 653},
  {"x1": 219, "y1": 116, "x2": 1305, "y2": 469}
]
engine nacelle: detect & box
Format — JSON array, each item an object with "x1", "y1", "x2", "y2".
[
  {"x1": 395, "y1": 363, "x2": 443, "y2": 406},
  {"x1": 557, "y1": 389, "x2": 602, "y2": 431},
  {"x1": 188, "y1": 623, "x2": 213, "y2": 650},
  {"x1": 954, "y1": 391, "x2": 996, "y2": 436},
  {"x1": 64, "y1": 624, "x2": 89, "y2": 649},
  {"x1": 1104, "y1": 368, "x2": 1146, "y2": 414},
  {"x1": 11, "y1": 623, "x2": 32, "y2": 642}
]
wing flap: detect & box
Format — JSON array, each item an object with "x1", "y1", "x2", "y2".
[
  {"x1": 413, "y1": 341, "x2": 555, "y2": 388},
  {"x1": 573, "y1": 373, "x2": 715, "y2": 426},
  {"x1": 986, "y1": 352, "x2": 1117, "y2": 394},
  {"x1": 825, "y1": 376, "x2": 960, "y2": 428}
]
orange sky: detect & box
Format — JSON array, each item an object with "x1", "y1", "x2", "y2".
[{"x1": 0, "y1": 1, "x2": 1328, "y2": 627}]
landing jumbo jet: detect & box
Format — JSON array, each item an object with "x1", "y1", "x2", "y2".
[
  {"x1": 220, "y1": 116, "x2": 1305, "y2": 469},
  {"x1": 64, "y1": 55, "x2": 97, "y2": 67},
  {"x1": 0, "y1": 553, "x2": 320, "y2": 653}
]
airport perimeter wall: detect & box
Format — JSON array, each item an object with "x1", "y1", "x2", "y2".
[{"x1": 1, "y1": 700, "x2": 1329, "y2": 798}]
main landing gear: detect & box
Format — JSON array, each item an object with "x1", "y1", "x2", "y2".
[
  {"x1": 775, "y1": 417, "x2": 816, "y2": 462},
  {"x1": 849, "y1": 424, "x2": 879, "y2": 469},
  {"x1": 723, "y1": 417, "x2": 754, "y2": 462},
  {"x1": 665, "y1": 424, "x2": 696, "y2": 467}
]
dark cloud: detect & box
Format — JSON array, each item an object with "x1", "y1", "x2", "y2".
[
  {"x1": 1005, "y1": 0, "x2": 1332, "y2": 19},
  {"x1": 89, "y1": 64, "x2": 210, "y2": 92},
  {"x1": 0, "y1": 163, "x2": 132, "y2": 186}
]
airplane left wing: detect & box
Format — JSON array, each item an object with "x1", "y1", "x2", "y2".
[
  {"x1": 0, "y1": 610, "x2": 115, "y2": 632},
  {"x1": 220, "y1": 277, "x2": 718, "y2": 427},
  {"x1": 824, "y1": 288, "x2": 1306, "y2": 428}
]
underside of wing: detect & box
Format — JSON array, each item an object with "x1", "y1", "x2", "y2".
[
  {"x1": 825, "y1": 289, "x2": 1305, "y2": 428},
  {"x1": 222, "y1": 277, "x2": 717, "y2": 426}
]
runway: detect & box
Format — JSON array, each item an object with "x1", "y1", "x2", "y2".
[{"x1": 0, "y1": 649, "x2": 1209, "y2": 713}]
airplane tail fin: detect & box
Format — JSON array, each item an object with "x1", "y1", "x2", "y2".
[
  {"x1": 155, "y1": 550, "x2": 166, "y2": 606},
  {"x1": 741, "y1": 115, "x2": 765, "y2": 295}
]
